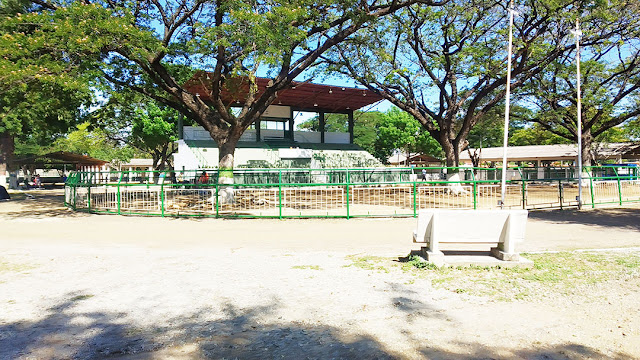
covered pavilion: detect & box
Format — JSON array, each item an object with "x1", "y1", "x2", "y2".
[
  {"x1": 183, "y1": 71, "x2": 384, "y2": 145},
  {"x1": 176, "y1": 73, "x2": 385, "y2": 169},
  {"x1": 8, "y1": 151, "x2": 109, "y2": 188}
]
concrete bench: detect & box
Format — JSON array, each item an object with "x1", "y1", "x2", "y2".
[{"x1": 413, "y1": 209, "x2": 528, "y2": 264}]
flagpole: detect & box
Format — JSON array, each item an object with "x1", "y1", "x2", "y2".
[{"x1": 501, "y1": 1, "x2": 516, "y2": 209}]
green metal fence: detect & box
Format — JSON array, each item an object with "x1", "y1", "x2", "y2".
[{"x1": 64, "y1": 166, "x2": 640, "y2": 218}]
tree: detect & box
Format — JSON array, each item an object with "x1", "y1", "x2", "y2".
[
  {"x1": 624, "y1": 105, "x2": 640, "y2": 141},
  {"x1": 520, "y1": 41, "x2": 640, "y2": 166},
  {"x1": 509, "y1": 123, "x2": 572, "y2": 147},
  {"x1": 92, "y1": 92, "x2": 187, "y2": 170},
  {"x1": 373, "y1": 107, "x2": 441, "y2": 163},
  {"x1": 323, "y1": 0, "x2": 638, "y2": 168},
  {"x1": 9, "y1": 0, "x2": 446, "y2": 185},
  {"x1": 467, "y1": 105, "x2": 572, "y2": 148},
  {"x1": 50, "y1": 122, "x2": 135, "y2": 163},
  {"x1": 0, "y1": 0, "x2": 93, "y2": 182}
]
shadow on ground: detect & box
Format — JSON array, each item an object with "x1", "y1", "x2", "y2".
[
  {"x1": 528, "y1": 207, "x2": 640, "y2": 231},
  {"x1": 0, "y1": 293, "x2": 632, "y2": 360},
  {"x1": 1, "y1": 191, "x2": 87, "y2": 218}
]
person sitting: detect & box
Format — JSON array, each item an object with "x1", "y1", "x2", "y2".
[{"x1": 198, "y1": 171, "x2": 209, "y2": 184}]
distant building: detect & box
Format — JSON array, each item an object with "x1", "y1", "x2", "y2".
[
  {"x1": 459, "y1": 143, "x2": 640, "y2": 166},
  {"x1": 387, "y1": 153, "x2": 442, "y2": 167}
]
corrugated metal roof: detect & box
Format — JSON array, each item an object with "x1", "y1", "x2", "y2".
[{"x1": 184, "y1": 72, "x2": 383, "y2": 113}]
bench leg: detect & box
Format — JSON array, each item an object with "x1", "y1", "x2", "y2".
[
  {"x1": 492, "y1": 213, "x2": 520, "y2": 261},
  {"x1": 490, "y1": 247, "x2": 520, "y2": 261},
  {"x1": 421, "y1": 247, "x2": 445, "y2": 266}
]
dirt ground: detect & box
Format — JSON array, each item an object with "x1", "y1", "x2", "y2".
[{"x1": 1, "y1": 189, "x2": 639, "y2": 359}]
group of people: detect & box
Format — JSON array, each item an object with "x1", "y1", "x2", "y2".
[{"x1": 22, "y1": 174, "x2": 43, "y2": 189}]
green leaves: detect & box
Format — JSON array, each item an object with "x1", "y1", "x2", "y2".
[{"x1": 374, "y1": 107, "x2": 442, "y2": 162}]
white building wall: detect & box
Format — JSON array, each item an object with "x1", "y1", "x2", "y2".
[
  {"x1": 184, "y1": 126, "x2": 350, "y2": 144},
  {"x1": 173, "y1": 140, "x2": 201, "y2": 170},
  {"x1": 175, "y1": 126, "x2": 376, "y2": 170}
]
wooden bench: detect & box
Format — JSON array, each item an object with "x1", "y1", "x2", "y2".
[{"x1": 413, "y1": 209, "x2": 528, "y2": 264}]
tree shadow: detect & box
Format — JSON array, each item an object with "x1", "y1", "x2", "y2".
[
  {"x1": 1, "y1": 190, "x2": 89, "y2": 219},
  {"x1": 0, "y1": 292, "x2": 396, "y2": 359},
  {"x1": 528, "y1": 207, "x2": 640, "y2": 231},
  {"x1": 419, "y1": 341, "x2": 632, "y2": 360},
  {"x1": 1, "y1": 291, "x2": 634, "y2": 359}
]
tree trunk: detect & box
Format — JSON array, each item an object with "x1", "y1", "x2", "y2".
[
  {"x1": 216, "y1": 135, "x2": 239, "y2": 204},
  {"x1": 438, "y1": 134, "x2": 468, "y2": 194},
  {"x1": 440, "y1": 136, "x2": 457, "y2": 167},
  {"x1": 0, "y1": 133, "x2": 14, "y2": 187},
  {"x1": 218, "y1": 137, "x2": 238, "y2": 177},
  {"x1": 581, "y1": 129, "x2": 593, "y2": 167}
]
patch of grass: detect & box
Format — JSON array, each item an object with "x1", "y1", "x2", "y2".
[
  {"x1": 401, "y1": 255, "x2": 438, "y2": 271},
  {"x1": 418, "y1": 251, "x2": 640, "y2": 301},
  {"x1": 70, "y1": 294, "x2": 94, "y2": 302},
  {"x1": 344, "y1": 255, "x2": 390, "y2": 273},
  {"x1": 349, "y1": 251, "x2": 640, "y2": 302},
  {"x1": 0, "y1": 260, "x2": 37, "y2": 274},
  {"x1": 291, "y1": 265, "x2": 322, "y2": 270},
  {"x1": 616, "y1": 256, "x2": 640, "y2": 269}
]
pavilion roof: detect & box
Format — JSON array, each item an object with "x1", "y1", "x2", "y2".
[
  {"x1": 184, "y1": 71, "x2": 383, "y2": 113},
  {"x1": 13, "y1": 151, "x2": 108, "y2": 167}
]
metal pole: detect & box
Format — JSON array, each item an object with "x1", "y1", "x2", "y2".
[
  {"x1": 501, "y1": 2, "x2": 516, "y2": 209},
  {"x1": 572, "y1": 19, "x2": 583, "y2": 210}
]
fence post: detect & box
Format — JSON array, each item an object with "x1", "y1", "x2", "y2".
[
  {"x1": 215, "y1": 176, "x2": 220, "y2": 218},
  {"x1": 470, "y1": 168, "x2": 477, "y2": 210},
  {"x1": 472, "y1": 180, "x2": 478, "y2": 210},
  {"x1": 117, "y1": 172, "x2": 122, "y2": 215},
  {"x1": 160, "y1": 182, "x2": 165, "y2": 217},
  {"x1": 559, "y1": 180, "x2": 563, "y2": 210},
  {"x1": 278, "y1": 169, "x2": 283, "y2": 219},
  {"x1": 413, "y1": 180, "x2": 418, "y2": 217},
  {"x1": 346, "y1": 169, "x2": 350, "y2": 219},
  {"x1": 615, "y1": 167, "x2": 623, "y2": 205},
  {"x1": 517, "y1": 168, "x2": 526, "y2": 210},
  {"x1": 589, "y1": 168, "x2": 596, "y2": 209}
]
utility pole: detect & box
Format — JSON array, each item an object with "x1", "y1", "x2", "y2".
[{"x1": 571, "y1": 19, "x2": 583, "y2": 210}]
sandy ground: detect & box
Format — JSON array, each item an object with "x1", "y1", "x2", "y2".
[{"x1": 1, "y1": 190, "x2": 639, "y2": 359}]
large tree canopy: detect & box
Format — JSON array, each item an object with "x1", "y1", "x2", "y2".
[
  {"x1": 322, "y1": 0, "x2": 639, "y2": 167},
  {"x1": 519, "y1": 34, "x2": 640, "y2": 166},
  {"x1": 92, "y1": 93, "x2": 185, "y2": 170},
  {"x1": 0, "y1": 0, "x2": 93, "y2": 177},
  {"x1": 5, "y1": 0, "x2": 446, "y2": 181}
]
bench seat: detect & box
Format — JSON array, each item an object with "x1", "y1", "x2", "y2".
[{"x1": 413, "y1": 209, "x2": 528, "y2": 264}]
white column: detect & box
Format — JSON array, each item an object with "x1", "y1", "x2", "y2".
[{"x1": 537, "y1": 160, "x2": 544, "y2": 180}]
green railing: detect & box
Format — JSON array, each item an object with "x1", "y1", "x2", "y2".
[{"x1": 63, "y1": 166, "x2": 640, "y2": 218}]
